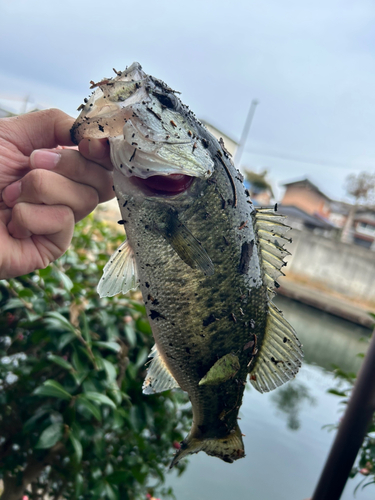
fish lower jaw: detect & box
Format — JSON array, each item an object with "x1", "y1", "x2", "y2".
[{"x1": 127, "y1": 174, "x2": 195, "y2": 196}]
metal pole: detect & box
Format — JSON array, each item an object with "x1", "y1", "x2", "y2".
[
  {"x1": 234, "y1": 99, "x2": 259, "y2": 166},
  {"x1": 311, "y1": 328, "x2": 375, "y2": 500}
]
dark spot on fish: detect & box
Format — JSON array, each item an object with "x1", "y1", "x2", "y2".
[
  {"x1": 123, "y1": 201, "x2": 128, "y2": 207},
  {"x1": 274, "y1": 203, "x2": 278, "y2": 212},
  {"x1": 120, "y1": 164, "x2": 123, "y2": 169},
  {"x1": 223, "y1": 235, "x2": 229, "y2": 246},
  {"x1": 243, "y1": 340, "x2": 254, "y2": 351},
  {"x1": 129, "y1": 149, "x2": 136, "y2": 162},
  {"x1": 203, "y1": 313, "x2": 216, "y2": 327},
  {"x1": 149, "y1": 310, "x2": 166, "y2": 320},
  {"x1": 112, "y1": 185, "x2": 115, "y2": 191},
  {"x1": 201, "y1": 138, "x2": 209, "y2": 148},
  {"x1": 131, "y1": 142, "x2": 138, "y2": 146},
  {"x1": 238, "y1": 240, "x2": 254, "y2": 275},
  {"x1": 117, "y1": 220, "x2": 126, "y2": 225},
  {"x1": 185, "y1": 347, "x2": 191, "y2": 354},
  {"x1": 146, "y1": 106, "x2": 162, "y2": 120},
  {"x1": 274, "y1": 281, "x2": 280, "y2": 288},
  {"x1": 98, "y1": 124, "x2": 104, "y2": 132},
  {"x1": 283, "y1": 337, "x2": 288, "y2": 343},
  {"x1": 145, "y1": 282, "x2": 150, "y2": 288}
]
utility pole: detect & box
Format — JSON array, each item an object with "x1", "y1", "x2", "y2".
[{"x1": 234, "y1": 99, "x2": 259, "y2": 167}]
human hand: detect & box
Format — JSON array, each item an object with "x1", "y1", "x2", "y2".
[{"x1": 0, "y1": 108, "x2": 114, "y2": 279}]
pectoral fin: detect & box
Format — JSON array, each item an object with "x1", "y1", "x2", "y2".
[
  {"x1": 198, "y1": 353, "x2": 240, "y2": 386},
  {"x1": 161, "y1": 212, "x2": 214, "y2": 276},
  {"x1": 97, "y1": 240, "x2": 139, "y2": 297}
]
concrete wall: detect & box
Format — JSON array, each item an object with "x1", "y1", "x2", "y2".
[{"x1": 285, "y1": 229, "x2": 375, "y2": 302}]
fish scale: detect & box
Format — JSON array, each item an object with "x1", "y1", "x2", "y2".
[{"x1": 71, "y1": 62, "x2": 303, "y2": 466}]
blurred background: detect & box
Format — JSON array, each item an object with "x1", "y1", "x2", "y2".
[{"x1": 0, "y1": 1, "x2": 374, "y2": 499}]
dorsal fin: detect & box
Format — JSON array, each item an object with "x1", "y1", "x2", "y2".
[
  {"x1": 142, "y1": 344, "x2": 181, "y2": 394},
  {"x1": 97, "y1": 239, "x2": 139, "y2": 297},
  {"x1": 255, "y1": 207, "x2": 291, "y2": 293},
  {"x1": 249, "y1": 208, "x2": 303, "y2": 392},
  {"x1": 249, "y1": 303, "x2": 303, "y2": 393}
]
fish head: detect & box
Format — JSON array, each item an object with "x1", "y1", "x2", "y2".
[{"x1": 71, "y1": 62, "x2": 215, "y2": 200}]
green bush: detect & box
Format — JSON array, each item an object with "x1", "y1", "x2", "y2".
[{"x1": 0, "y1": 213, "x2": 190, "y2": 500}]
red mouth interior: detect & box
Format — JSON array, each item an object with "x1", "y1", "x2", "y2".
[{"x1": 140, "y1": 174, "x2": 193, "y2": 195}]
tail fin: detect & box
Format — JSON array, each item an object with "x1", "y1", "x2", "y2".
[{"x1": 170, "y1": 424, "x2": 244, "y2": 468}]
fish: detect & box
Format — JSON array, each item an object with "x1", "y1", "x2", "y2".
[{"x1": 71, "y1": 62, "x2": 303, "y2": 467}]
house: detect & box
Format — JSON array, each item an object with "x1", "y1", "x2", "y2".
[
  {"x1": 352, "y1": 209, "x2": 375, "y2": 250},
  {"x1": 281, "y1": 178, "x2": 331, "y2": 219},
  {"x1": 275, "y1": 204, "x2": 337, "y2": 236}
]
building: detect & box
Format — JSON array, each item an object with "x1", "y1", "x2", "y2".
[
  {"x1": 352, "y1": 209, "x2": 375, "y2": 250},
  {"x1": 200, "y1": 119, "x2": 238, "y2": 157},
  {"x1": 281, "y1": 178, "x2": 331, "y2": 219}
]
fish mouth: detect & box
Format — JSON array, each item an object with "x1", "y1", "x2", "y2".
[{"x1": 133, "y1": 174, "x2": 194, "y2": 196}]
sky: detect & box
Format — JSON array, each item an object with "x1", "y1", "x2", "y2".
[{"x1": 0, "y1": 0, "x2": 374, "y2": 202}]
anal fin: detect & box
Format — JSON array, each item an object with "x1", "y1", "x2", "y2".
[{"x1": 142, "y1": 344, "x2": 181, "y2": 395}]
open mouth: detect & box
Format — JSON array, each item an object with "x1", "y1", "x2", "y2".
[{"x1": 137, "y1": 174, "x2": 194, "y2": 195}]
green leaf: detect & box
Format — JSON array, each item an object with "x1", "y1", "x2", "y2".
[
  {"x1": 48, "y1": 354, "x2": 74, "y2": 371},
  {"x1": 18, "y1": 288, "x2": 34, "y2": 298},
  {"x1": 85, "y1": 391, "x2": 116, "y2": 409},
  {"x1": 124, "y1": 324, "x2": 136, "y2": 347},
  {"x1": 57, "y1": 270, "x2": 74, "y2": 291},
  {"x1": 76, "y1": 395, "x2": 102, "y2": 421},
  {"x1": 93, "y1": 341, "x2": 121, "y2": 353},
  {"x1": 102, "y1": 359, "x2": 117, "y2": 382},
  {"x1": 106, "y1": 471, "x2": 130, "y2": 485},
  {"x1": 58, "y1": 332, "x2": 76, "y2": 350},
  {"x1": 45, "y1": 311, "x2": 76, "y2": 333},
  {"x1": 35, "y1": 423, "x2": 63, "y2": 449},
  {"x1": 328, "y1": 389, "x2": 347, "y2": 397},
  {"x1": 34, "y1": 380, "x2": 72, "y2": 400},
  {"x1": 75, "y1": 473, "x2": 84, "y2": 497},
  {"x1": 2, "y1": 298, "x2": 24, "y2": 311},
  {"x1": 69, "y1": 433, "x2": 83, "y2": 463}
]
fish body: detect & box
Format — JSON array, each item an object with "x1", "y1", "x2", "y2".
[{"x1": 71, "y1": 63, "x2": 303, "y2": 466}]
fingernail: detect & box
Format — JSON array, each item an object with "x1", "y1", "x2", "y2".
[
  {"x1": 3, "y1": 181, "x2": 22, "y2": 205},
  {"x1": 30, "y1": 150, "x2": 61, "y2": 169}
]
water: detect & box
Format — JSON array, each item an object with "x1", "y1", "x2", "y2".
[{"x1": 165, "y1": 296, "x2": 373, "y2": 500}]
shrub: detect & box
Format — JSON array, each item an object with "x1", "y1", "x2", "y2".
[{"x1": 0, "y1": 214, "x2": 190, "y2": 500}]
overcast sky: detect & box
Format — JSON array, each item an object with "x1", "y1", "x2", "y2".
[{"x1": 1, "y1": 0, "x2": 374, "y2": 201}]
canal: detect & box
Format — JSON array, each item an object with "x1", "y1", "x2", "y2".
[{"x1": 165, "y1": 296, "x2": 373, "y2": 500}]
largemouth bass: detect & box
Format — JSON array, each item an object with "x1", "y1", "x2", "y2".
[{"x1": 71, "y1": 63, "x2": 303, "y2": 467}]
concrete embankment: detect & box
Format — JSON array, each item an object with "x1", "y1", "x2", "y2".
[{"x1": 281, "y1": 228, "x2": 375, "y2": 328}]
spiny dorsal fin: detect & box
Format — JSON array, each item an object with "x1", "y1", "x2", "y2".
[
  {"x1": 255, "y1": 207, "x2": 291, "y2": 293},
  {"x1": 97, "y1": 239, "x2": 139, "y2": 297},
  {"x1": 142, "y1": 344, "x2": 181, "y2": 395},
  {"x1": 249, "y1": 303, "x2": 303, "y2": 393}
]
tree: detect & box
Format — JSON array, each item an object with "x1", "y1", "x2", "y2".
[
  {"x1": 341, "y1": 171, "x2": 375, "y2": 243},
  {"x1": 0, "y1": 214, "x2": 190, "y2": 500}
]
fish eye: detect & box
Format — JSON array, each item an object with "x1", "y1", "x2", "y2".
[{"x1": 154, "y1": 92, "x2": 178, "y2": 110}]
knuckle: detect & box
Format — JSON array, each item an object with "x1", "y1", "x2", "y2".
[
  {"x1": 27, "y1": 168, "x2": 46, "y2": 196},
  {"x1": 12, "y1": 202, "x2": 27, "y2": 227}
]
